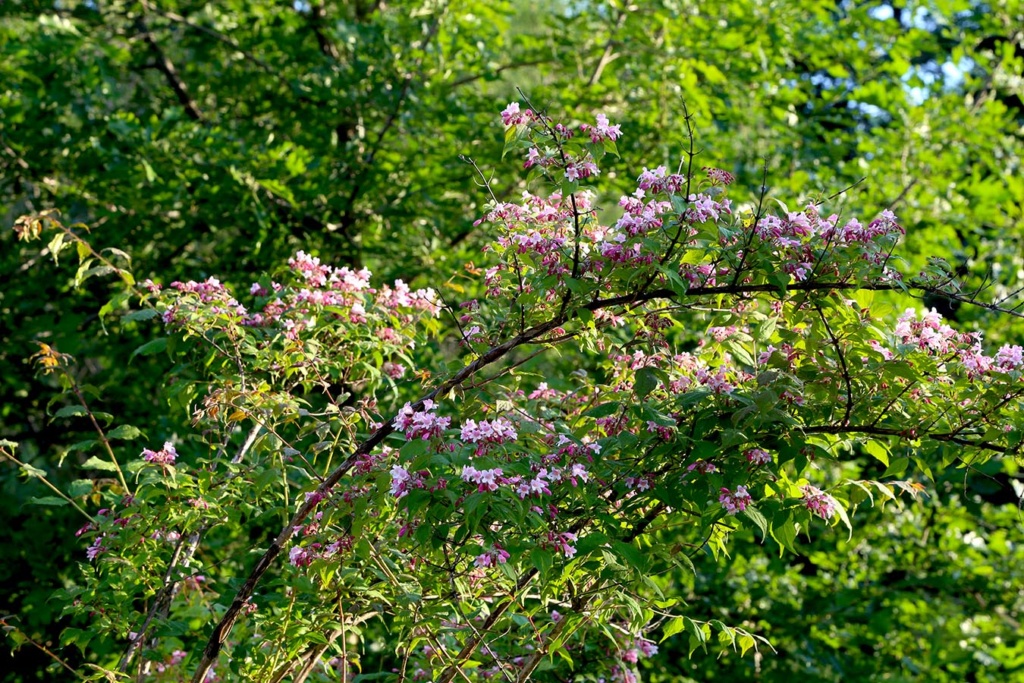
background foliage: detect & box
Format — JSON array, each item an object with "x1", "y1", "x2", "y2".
[{"x1": 1, "y1": 0, "x2": 1023, "y2": 681}]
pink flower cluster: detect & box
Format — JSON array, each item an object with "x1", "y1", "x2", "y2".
[
  {"x1": 669, "y1": 352, "x2": 747, "y2": 396},
  {"x1": 802, "y1": 485, "x2": 836, "y2": 519},
  {"x1": 141, "y1": 441, "x2": 177, "y2": 465},
  {"x1": 162, "y1": 251, "x2": 440, "y2": 348},
  {"x1": 288, "y1": 536, "x2": 352, "y2": 569},
  {"x1": 893, "y1": 307, "x2": 969, "y2": 355},
  {"x1": 377, "y1": 280, "x2": 441, "y2": 316},
  {"x1": 147, "y1": 650, "x2": 187, "y2": 675},
  {"x1": 163, "y1": 277, "x2": 247, "y2": 325},
  {"x1": 636, "y1": 165, "x2": 686, "y2": 194},
  {"x1": 546, "y1": 530, "x2": 578, "y2": 558},
  {"x1": 646, "y1": 420, "x2": 675, "y2": 441},
  {"x1": 460, "y1": 416, "x2": 518, "y2": 453},
  {"x1": 620, "y1": 637, "x2": 659, "y2": 664},
  {"x1": 565, "y1": 160, "x2": 600, "y2": 182},
  {"x1": 461, "y1": 465, "x2": 506, "y2": 492},
  {"x1": 288, "y1": 251, "x2": 372, "y2": 292},
  {"x1": 684, "y1": 193, "x2": 732, "y2": 224},
  {"x1": 515, "y1": 469, "x2": 552, "y2": 499},
  {"x1": 719, "y1": 486, "x2": 753, "y2": 514},
  {"x1": 579, "y1": 113, "x2": 622, "y2": 143},
  {"x1": 474, "y1": 543, "x2": 511, "y2": 568},
  {"x1": 86, "y1": 535, "x2": 105, "y2": 561},
  {"x1": 687, "y1": 459, "x2": 718, "y2": 475},
  {"x1": 615, "y1": 193, "x2": 672, "y2": 237},
  {"x1": 389, "y1": 465, "x2": 427, "y2": 499},
  {"x1": 500, "y1": 102, "x2": 536, "y2": 126},
  {"x1": 703, "y1": 166, "x2": 734, "y2": 185},
  {"x1": 393, "y1": 400, "x2": 451, "y2": 440},
  {"x1": 745, "y1": 448, "x2": 771, "y2": 465},
  {"x1": 995, "y1": 344, "x2": 1024, "y2": 370}
]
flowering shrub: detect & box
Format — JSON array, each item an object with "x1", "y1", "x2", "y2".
[{"x1": 7, "y1": 102, "x2": 1024, "y2": 683}]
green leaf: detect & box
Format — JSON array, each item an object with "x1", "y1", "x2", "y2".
[
  {"x1": 685, "y1": 618, "x2": 708, "y2": 655},
  {"x1": 770, "y1": 516, "x2": 798, "y2": 555},
  {"x1": 531, "y1": 547, "x2": 554, "y2": 577},
  {"x1": 52, "y1": 405, "x2": 88, "y2": 419},
  {"x1": 107, "y1": 425, "x2": 143, "y2": 440},
  {"x1": 20, "y1": 463, "x2": 47, "y2": 478},
  {"x1": 68, "y1": 479, "x2": 94, "y2": 497},
  {"x1": 30, "y1": 496, "x2": 68, "y2": 507},
  {"x1": 585, "y1": 403, "x2": 621, "y2": 418},
  {"x1": 141, "y1": 158, "x2": 157, "y2": 183},
  {"x1": 82, "y1": 456, "x2": 119, "y2": 472},
  {"x1": 661, "y1": 616, "x2": 687, "y2": 642},
  {"x1": 47, "y1": 232, "x2": 66, "y2": 263},
  {"x1": 864, "y1": 440, "x2": 890, "y2": 466},
  {"x1": 613, "y1": 541, "x2": 648, "y2": 571},
  {"x1": 131, "y1": 338, "x2": 167, "y2": 359},
  {"x1": 122, "y1": 309, "x2": 160, "y2": 323},
  {"x1": 634, "y1": 367, "x2": 658, "y2": 400},
  {"x1": 831, "y1": 497, "x2": 854, "y2": 540},
  {"x1": 742, "y1": 506, "x2": 768, "y2": 538}
]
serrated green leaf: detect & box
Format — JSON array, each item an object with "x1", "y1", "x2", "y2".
[
  {"x1": 864, "y1": 440, "x2": 890, "y2": 466},
  {"x1": 67, "y1": 479, "x2": 94, "y2": 497},
  {"x1": 52, "y1": 405, "x2": 88, "y2": 419},
  {"x1": 107, "y1": 425, "x2": 143, "y2": 440},
  {"x1": 661, "y1": 616, "x2": 687, "y2": 642},
  {"x1": 82, "y1": 456, "x2": 119, "y2": 472},
  {"x1": 742, "y1": 505, "x2": 768, "y2": 537},
  {"x1": 131, "y1": 338, "x2": 167, "y2": 359},
  {"x1": 122, "y1": 309, "x2": 160, "y2": 322},
  {"x1": 634, "y1": 367, "x2": 658, "y2": 400}
]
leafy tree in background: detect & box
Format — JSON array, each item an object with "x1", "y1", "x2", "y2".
[{"x1": 1, "y1": 0, "x2": 1022, "y2": 681}]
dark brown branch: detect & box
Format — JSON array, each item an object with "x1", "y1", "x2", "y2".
[
  {"x1": 815, "y1": 304, "x2": 854, "y2": 426},
  {"x1": 141, "y1": 0, "x2": 273, "y2": 71},
  {"x1": 802, "y1": 424, "x2": 1016, "y2": 455},
  {"x1": 336, "y1": 11, "x2": 443, "y2": 239},
  {"x1": 137, "y1": 19, "x2": 204, "y2": 122},
  {"x1": 586, "y1": 10, "x2": 628, "y2": 87},
  {"x1": 309, "y1": 3, "x2": 341, "y2": 60}
]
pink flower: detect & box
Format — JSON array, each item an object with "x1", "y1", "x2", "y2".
[
  {"x1": 461, "y1": 465, "x2": 505, "y2": 492},
  {"x1": 580, "y1": 113, "x2": 622, "y2": 143},
  {"x1": 86, "y1": 535, "x2": 105, "y2": 561},
  {"x1": 703, "y1": 166, "x2": 734, "y2": 185},
  {"x1": 289, "y1": 545, "x2": 315, "y2": 568},
  {"x1": 389, "y1": 465, "x2": 424, "y2": 499},
  {"x1": 501, "y1": 102, "x2": 534, "y2": 126},
  {"x1": 141, "y1": 441, "x2": 177, "y2": 465},
  {"x1": 802, "y1": 485, "x2": 836, "y2": 519},
  {"x1": 393, "y1": 401, "x2": 451, "y2": 440},
  {"x1": 719, "y1": 486, "x2": 753, "y2": 514},
  {"x1": 548, "y1": 531, "x2": 578, "y2": 558},
  {"x1": 634, "y1": 638, "x2": 658, "y2": 658},
  {"x1": 687, "y1": 459, "x2": 718, "y2": 475},
  {"x1": 745, "y1": 448, "x2": 771, "y2": 465},
  {"x1": 474, "y1": 544, "x2": 511, "y2": 568},
  {"x1": 460, "y1": 416, "x2": 518, "y2": 453},
  {"x1": 996, "y1": 344, "x2": 1024, "y2": 370},
  {"x1": 382, "y1": 362, "x2": 406, "y2": 379}
]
